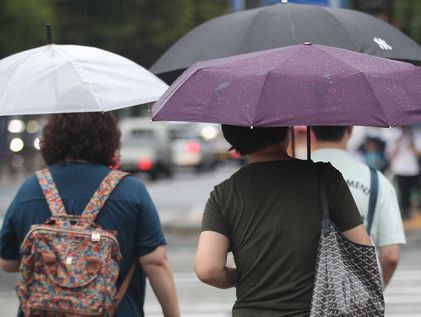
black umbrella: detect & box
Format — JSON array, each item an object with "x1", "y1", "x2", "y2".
[{"x1": 151, "y1": 1, "x2": 421, "y2": 83}]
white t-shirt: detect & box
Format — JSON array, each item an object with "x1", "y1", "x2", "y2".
[{"x1": 313, "y1": 149, "x2": 406, "y2": 265}]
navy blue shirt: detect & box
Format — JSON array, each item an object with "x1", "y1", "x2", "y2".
[{"x1": 0, "y1": 162, "x2": 166, "y2": 317}]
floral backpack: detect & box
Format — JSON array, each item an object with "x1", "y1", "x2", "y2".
[{"x1": 16, "y1": 168, "x2": 135, "y2": 317}]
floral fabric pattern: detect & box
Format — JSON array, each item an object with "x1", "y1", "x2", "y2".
[{"x1": 17, "y1": 169, "x2": 127, "y2": 316}]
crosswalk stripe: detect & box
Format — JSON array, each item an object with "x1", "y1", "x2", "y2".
[
  {"x1": 145, "y1": 262, "x2": 421, "y2": 316},
  {"x1": 384, "y1": 250, "x2": 421, "y2": 316}
]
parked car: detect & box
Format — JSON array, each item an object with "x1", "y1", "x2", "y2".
[
  {"x1": 168, "y1": 123, "x2": 216, "y2": 172},
  {"x1": 119, "y1": 118, "x2": 173, "y2": 180}
]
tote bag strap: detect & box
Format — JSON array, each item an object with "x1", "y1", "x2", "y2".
[
  {"x1": 367, "y1": 166, "x2": 379, "y2": 235},
  {"x1": 317, "y1": 163, "x2": 331, "y2": 236}
]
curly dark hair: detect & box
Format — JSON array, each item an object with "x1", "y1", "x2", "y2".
[
  {"x1": 40, "y1": 112, "x2": 121, "y2": 166},
  {"x1": 222, "y1": 124, "x2": 289, "y2": 156}
]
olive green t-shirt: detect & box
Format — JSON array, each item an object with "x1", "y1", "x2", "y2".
[{"x1": 201, "y1": 160, "x2": 363, "y2": 317}]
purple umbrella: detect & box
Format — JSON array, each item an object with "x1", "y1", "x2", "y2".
[{"x1": 152, "y1": 43, "x2": 421, "y2": 128}]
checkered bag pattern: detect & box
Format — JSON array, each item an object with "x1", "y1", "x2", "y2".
[{"x1": 310, "y1": 163, "x2": 385, "y2": 317}]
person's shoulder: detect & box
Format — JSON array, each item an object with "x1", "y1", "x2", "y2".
[
  {"x1": 119, "y1": 173, "x2": 146, "y2": 187},
  {"x1": 376, "y1": 171, "x2": 397, "y2": 194},
  {"x1": 13, "y1": 174, "x2": 44, "y2": 204},
  {"x1": 214, "y1": 173, "x2": 235, "y2": 191},
  {"x1": 313, "y1": 160, "x2": 353, "y2": 187},
  {"x1": 313, "y1": 149, "x2": 365, "y2": 167},
  {"x1": 113, "y1": 173, "x2": 148, "y2": 194},
  {"x1": 21, "y1": 174, "x2": 39, "y2": 188},
  {"x1": 316, "y1": 150, "x2": 370, "y2": 177},
  {"x1": 312, "y1": 160, "x2": 339, "y2": 174},
  {"x1": 110, "y1": 172, "x2": 155, "y2": 204},
  {"x1": 210, "y1": 168, "x2": 242, "y2": 196}
]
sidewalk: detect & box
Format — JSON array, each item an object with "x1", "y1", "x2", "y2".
[
  {"x1": 403, "y1": 212, "x2": 421, "y2": 231},
  {"x1": 164, "y1": 206, "x2": 421, "y2": 233}
]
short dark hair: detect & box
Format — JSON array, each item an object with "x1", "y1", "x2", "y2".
[
  {"x1": 222, "y1": 125, "x2": 289, "y2": 155},
  {"x1": 40, "y1": 112, "x2": 121, "y2": 166},
  {"x1": 312, "y1": 126, "x2": 347, "y2": 142}
]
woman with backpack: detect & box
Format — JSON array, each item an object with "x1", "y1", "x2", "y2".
[{"x1": 0, "y1": 112, "x2": 180, "y2": 317}]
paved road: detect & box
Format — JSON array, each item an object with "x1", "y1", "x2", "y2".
[
  {"x1": 383, "y1": 230, "x2": 421, "y2": 317},
  {"x1": 0, "y1": 164, "x2": 420, "y2": 316},
  {"x1": 1, "y1": 230, "x2": 420, "y2": 316},
  {"x1": 142, "y1": 229, "x2": 421, "y2": 317},
  {"x1": 0, "y1": 164, "x2": 238, "y2": 227}
]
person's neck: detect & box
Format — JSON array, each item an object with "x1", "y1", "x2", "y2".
[
  {"x1": 249, "y1": 145, "x2": 295, "y2": 163},
  {"x1": 315, "y1": 140, "x2": 347, "y2": 151}
]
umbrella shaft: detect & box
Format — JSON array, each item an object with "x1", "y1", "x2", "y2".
[{"x1": 307, "y1": 127, "x2": 311, "y2": 161}]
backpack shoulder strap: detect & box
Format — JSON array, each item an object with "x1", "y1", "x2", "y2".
[
  {"x1": 82, "y1": 170, "x2": 129, "y2": 221},
  {"x1": 36, "y1": 168, "x2": 68, "y2": 218},
  {"x1": 367, "y1": 166, "x2": 379, "y2": 236},
  {"x1": 109, "y1": 259, "x2": 137, "y2": 317}
]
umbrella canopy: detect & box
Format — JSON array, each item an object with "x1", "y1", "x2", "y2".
[
  {"x1": 152, "y1": 44, "x2": 421, "y2": 128},
  {"x1": 0, "y1": 44, "x2": 168, "y2": 116},
  {"x1": 150, "y1": 2, "x2": 421, "y2": 83}
]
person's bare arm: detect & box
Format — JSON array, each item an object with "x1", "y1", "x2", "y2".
[
  {"x1": 195, "y1": 231, "x2": 237, "y2": 289},
  {"x1": 342, "y1": 224, "x2": 372, "y2": 246},
  {"x1": 0, "y1": 258, "x2": 19, "y2": 273},
  {"x1": 379, "y1": 245, "x2": 400, "y2": 287},
  {"x1": 139, "y1": 246, "x2": 180, "y2": 317}
]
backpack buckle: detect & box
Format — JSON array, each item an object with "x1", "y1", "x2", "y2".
[
  {"x1": 65, "y1": 256, "x2": 73, "y2": 265},
  {"x1": 91, "y1": 232, "x2": 101, "y2": 241}
]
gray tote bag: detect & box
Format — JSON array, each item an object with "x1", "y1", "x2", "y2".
[{"x1": 310, "y1": 164, "x2": 385, "y2": 316}]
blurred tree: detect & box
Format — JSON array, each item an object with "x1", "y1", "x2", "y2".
[
  {"x1": 0, "y1": 0, "x2": 55, "y2": 58},
  {"x1": 395, "y1": 0, "x2": 421, "y2": 44},
  {"x1": 54, "y1": 0, "x2": 230, "y2": 67},
  {"x1": 350, "y1": 0, "x2": 395, "y2": 24},
  {"x1": 246, "y1": 0, "x2": 261, "y2": 8},
  {"x1": 350, "y1": 0, "x2": 421, "y2": 44},
  {"x1": 0, "y1": 0, "x2": 54, "y2": 168},
  {"x1": 349, "y1": 0, "x2": 384, "y2": 16}
]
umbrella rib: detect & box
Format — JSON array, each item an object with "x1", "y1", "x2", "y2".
[
  {"x1": 313, "y1": 46, "x2": 391, "y2": 125},
  {"x1": 152, "y1": 66, "x2": 203, "y2": 118},
  {"x1": 252, "y1": 48, "x2": 300, "y2": 126},
  {"x1": 357, "y1": 72, "x2": 391, "y2": 126},
  {"x1": 321, "y1": 8, "x2": 360, "y2": 52},
  {"x1": 53, "y1": 47, "x2": 103, "y2": 112},
  {"x1": 282, "y1": 4, "x2": 298, "y2": 41},
  {"x1": 237, "y1": 8, "x2": 269, "y2": 53},
  {"x1": 253, "y1": 72, "x2": 272, "y2": 126},
  {"x1": 0, "y1": 48, "x2": 43, "y2": 109}
]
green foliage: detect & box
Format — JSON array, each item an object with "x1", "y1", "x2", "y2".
[
  {"x1": 349, "y1": 0, "x2": 421, "y2": 45},
  {"x1": 395, "y1": 0, "x2": 421, "y2": 44},
  {"x1": 53, "y1": 0, "x2": 230, "y2": 67},
  {"x1": 0, "y1": 0, "x2": 230, "y2": 65},
  {"x1": 0, "y1": 0, "x2": 55, "y2": 58}
]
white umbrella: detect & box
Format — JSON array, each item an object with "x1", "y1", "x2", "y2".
[{"x1": 0, "y1": 44, "x2": 168, "y2": 116}]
